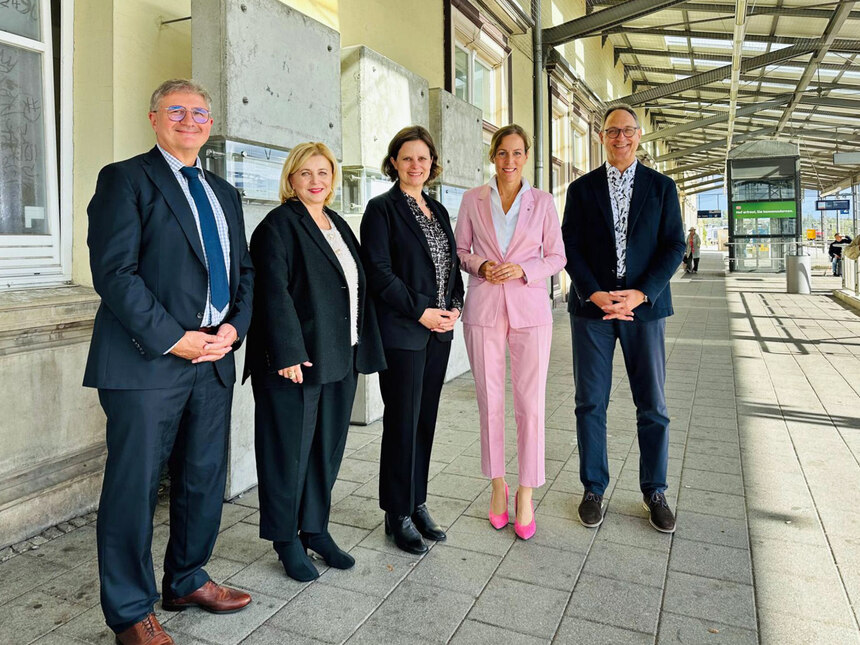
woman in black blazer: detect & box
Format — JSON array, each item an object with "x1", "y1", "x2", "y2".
[
  {"x1": 359, "y1": 126, "x2": 465, "y2": 555},
  {"x1": 245, "y1": 142, "x2": 385, "y2": 581}
]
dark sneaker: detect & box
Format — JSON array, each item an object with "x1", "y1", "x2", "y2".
[
  {"x1": 643, "y1": 491, "x2": 676, "y2": 533},
  {"x1": 578, "y1": 491, "x2": 604, "y2": 528}
]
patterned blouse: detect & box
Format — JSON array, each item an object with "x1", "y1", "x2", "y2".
[
  {"x1": 605, "y1": 159, "x2": 637, "y2": 278},
  {"x1": 403, "y1": 191, "x2": 462, "y2": 311},
  {"x1": 321, "y1": 214, "x2": 359, "y2": 347}
]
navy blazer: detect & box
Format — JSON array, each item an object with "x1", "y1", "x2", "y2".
[
  {"x1": 562, "y1": 163, "x2": 685, "y2": 321},
  {"x1": 360, "y1": 184, "x2": 465, "y2": 351},
  {"x1": 243, "y1": 199, "x2": 386, "y2": 385},
  {"x1": 83, "y1": 146, "x2": 255, "y2": 389}
]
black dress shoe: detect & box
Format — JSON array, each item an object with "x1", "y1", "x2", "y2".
[
  {"x1": 300, "y1": 531, "x2": 355, "y2": 569},
  {"x1": 411, "y1": 504, "x2": 446, "y2": 541},
  {"x1": 273, "y1": 540, "x2": 319, "y2": 581},
  {"x1": 384, "y1": 513, "x2": 428, "y2": 555}
]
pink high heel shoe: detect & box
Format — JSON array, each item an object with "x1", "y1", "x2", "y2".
[
  {"x1": 514, "y1": 491, "x2": 536, "y2": 540},
  {"x1": 488, "y1": 482, "x2": 509, "y2": 530}
]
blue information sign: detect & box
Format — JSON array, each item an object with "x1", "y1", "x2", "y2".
[
  {"x1": 816, "y1": 199, "x2": 850, "y2": 211},
  {"x1": 697, "y1": 209, "x2": 722, "y2": 218}
]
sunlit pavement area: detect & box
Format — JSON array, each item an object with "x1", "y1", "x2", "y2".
[{"x1": 2, "y1": 251, "x2": 859, "y2": 644}]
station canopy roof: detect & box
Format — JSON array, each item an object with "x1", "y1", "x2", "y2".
[{"x1": 566, "y1": 0, "x2": 860, "y2": 195}]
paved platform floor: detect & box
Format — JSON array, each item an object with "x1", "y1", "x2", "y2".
[{"x1": 2, "y1": 251, "x2": 859, "y2": 644}]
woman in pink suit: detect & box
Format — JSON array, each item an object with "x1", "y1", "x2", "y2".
[{"x1": 455, "y1": 124, "x2": 566, "y2": 540}]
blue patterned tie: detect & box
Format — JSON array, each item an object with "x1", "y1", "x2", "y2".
[{"x1": 179, "y1": 166, "x2": 229, "y2": 311}]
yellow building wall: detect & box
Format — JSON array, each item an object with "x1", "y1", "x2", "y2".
[
  {"x1": 338, "y1": 0, "x2": 445, "y2": 89},
  {"x1": 72, "y1": 0, "x2": 192, "y2": 287},
  {"x1": 279, "y1": 0, "x2": 339, "y2": 31}
]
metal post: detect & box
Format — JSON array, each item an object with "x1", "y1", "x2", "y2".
[
  {"x1": 854, "y1": 180, "x2": 860, "y2": 295},
  {"x1": 532, "y1": 0, "x2": 544, "y2": 190}
]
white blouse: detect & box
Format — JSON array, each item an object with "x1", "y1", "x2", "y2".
[{"x1": 321, "y1": 216, "x2": 359, "y2": 346}]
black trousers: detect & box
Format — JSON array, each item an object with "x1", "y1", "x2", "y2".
[
  {"x1": 378, "y1": 335, "x2": 451, "y2": 516},
  {"x1": 97, "y1": 363, "x2": 231, "y2": 633},
  {"x1": 252, "y1": 369, "x2": 357, "y2": 542}
]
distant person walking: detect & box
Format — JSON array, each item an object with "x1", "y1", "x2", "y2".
[
  {"x1": 829, "y1": 233, "x2": 852, "y2": 277},
  {"x1": 684, "y1": 227, "x2": 701, "y2": 273}
]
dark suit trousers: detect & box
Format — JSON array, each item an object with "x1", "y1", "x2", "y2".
[
  {"x1": 97, "y1": 363, "x2": 231, "y2": 633},
  {"x1": 570, "y1": 315, "x2": 670, "y2": 497},
  {"x1": 378, "y1": 335, "x2": 451, "y2": 516},
  {"x1": 252, "y1": 370, "x2": 357, "y2": 541}
]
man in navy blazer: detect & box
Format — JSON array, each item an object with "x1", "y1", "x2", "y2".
[
  {"x1": 84, "y1": 79, "x2": 254, "y2": 645},
  {"x1": 562, "y1": 104, "x2": 685, "y2": 534}
]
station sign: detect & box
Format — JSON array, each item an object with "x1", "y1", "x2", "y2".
[
  {"x1": 697, "y1": 209, "x2": 722, "y2": 218},
  {"x1": 734, "y1": 201, "x2": 796, "y2": 219},
  {"x1": 816, "y1": 199, "x2": 850, "y2": 211}
]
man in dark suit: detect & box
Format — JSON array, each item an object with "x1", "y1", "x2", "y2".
[
  {"x1": 84, "y1": 79, "x2": 254, "y2": 645},
  {"x1": 562, "y1": 104, "x2": 685, "y2": 534}
]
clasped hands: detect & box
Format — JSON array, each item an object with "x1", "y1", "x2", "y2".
[
  {"x1": 478, "y1": 260, "x2": 524, "y2": 284},
  {"x1": 169, "y1": 323, "x2": 238, "y2": 363},
  {"x1": 419, "y1": 307, "x2": 460, "y2": 333},
  {"x1": 590, "y1": 289, "x2": 646, "y2": 321}
]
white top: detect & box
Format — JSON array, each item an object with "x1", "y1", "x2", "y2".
[
  {"x1": 489, "y1": 176, "x2": 531, "y2": 256},
  {"x1": 321, "y1": 215, "x2": 359, "y2": 347}
]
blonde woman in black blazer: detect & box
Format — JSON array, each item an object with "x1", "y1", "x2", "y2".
[
  {"x1": 244, "y1": 142, "x2": 385, "y2": 581},
  {"x1": 360, "y1": 126, "x2": 465, "y2": 555}
]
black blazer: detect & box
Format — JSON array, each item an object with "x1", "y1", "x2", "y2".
[
  {"x1": 243, "y1": 199, "x2": 385, "y2": 385},
  {"x1": 83, "y1": 146, "x2": 255, "y2": 389},
  {"x1": 562, "y1": 163, "x2": 685, "y2": 321},
  {"x1": 359, "y1": 184, "x2": 465, "y2": 351}
]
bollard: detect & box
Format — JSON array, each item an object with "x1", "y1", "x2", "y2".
[{"x1": 786, "y1": 252, "x2": 811, "y2": 294}]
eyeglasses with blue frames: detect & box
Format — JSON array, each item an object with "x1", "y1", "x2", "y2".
[
  {"x1": 602, "y1": 126, "x2": 640, "y2": 139},
  {"x1": 156, "y1": 105, "x2": 212, "y2": 124}
]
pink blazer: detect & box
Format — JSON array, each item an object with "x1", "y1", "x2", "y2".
[{"x1": 455, "y1": 183, "x2": 566, "y2": 328}]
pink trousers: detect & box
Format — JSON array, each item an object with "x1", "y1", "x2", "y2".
[{"x1": 463, "y1": 298, "x2": 552, "y2": 488}]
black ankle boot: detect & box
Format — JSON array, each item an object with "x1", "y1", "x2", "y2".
[
  {"x1": 411, "y1": 504, "x2": 446, "y2": 541},
  {"x1": 273, "y1": 540, "x2": 319, "y2": 582},
  {"x1": 300, "y1": 531, "x2": 355, "y2": 569},
  {"x1": 384, "y1": 513, "x2": 428, "y2": 555}
]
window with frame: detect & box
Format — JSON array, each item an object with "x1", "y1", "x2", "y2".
[
  {"x1": 0, "y1": 0, "x2": 62, "y2": 287},
  {"x1": 450, "y1": 4, "x2": 510, "y2": 128}
]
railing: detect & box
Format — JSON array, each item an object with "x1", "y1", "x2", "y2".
[{"x1": 725, "y1": 240, "x2": 804, "y2": 272}]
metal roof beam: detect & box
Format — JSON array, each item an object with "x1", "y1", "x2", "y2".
[
  {"x1": 664, "y1": 158, "x2": 724, "y2": 175},
  {"x1": 613, "y1": 44, "x2": 817, "y2": 106},
  {"x1": 603, "y1": 28, "x2": 860, "y2": 53},
  {"x1": 641, "y1": 94, "x2": 791, "y2": 142},
  {"x1": 775, "y1": 3, "x2": 856, "y2": 134},
  {"x1": 542, "y1": 0, "x2": 687, "y2": 47},
  {"x1": 589, "y1": 1, "x2": 860, "y2": 20},
  {"x1": 655, "y1": 127, "x2": 776, "y2": 162}
]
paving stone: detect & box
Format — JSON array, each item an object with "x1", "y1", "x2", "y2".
[
  {"x1": 496, "y1": 541, "x2": 582, "y2": 592},
  {"x1": 23, "y1": 526, "x2": 97, "y2": 569},
  {"x1": 677, "y1": 488, "x2": 746, "y2": 520},
  {"x1": 329, "y1": 494, "x2": 383, "y2": 531},
  {"x1": 680, "y1": 469, "x2": 744, "y2": 495},
  {"x1": 31, "y1": 633, "x2": 91, "y2": 645},
  {"x1": 662, "y1": 571, "x2": 756, "y2": 630},
  {"x1": 0, "y1": 590, "x2": 89, "y2": 644},
  {"x1": 682, "y1": 453, "x2": 742, "y2": 476},
  {"x1": 218, "y1": 502, "x2": 258, "y2": 530},
  {"x1": 166, "y1": 589, "x2": 284, "y2": 644},
  {"x1": 336, "y1": 458, "x2": 379, "y2": 484},
  {"x1": 439, "y1": 515, "x2": 516, "y2": 557},
  {"x1": 594, "y1": 511, "x2": 672, "y2": 553},
  {"x1": 753, "y1": 564, "x2": 855, "y2": 627},
  {"x1": 555, "y1": 617, "x2": 653, "y2": 644},
  {"x1": 469, "y1": 577, "x2": 568, "y2": 639},
  {"x1": 427, "y1": 472, "x2": 488, "y2": 502},
  {"x1": 242, "y1": 511, "x2": 261, "y2": 526},
  {"x1": 211, "y1": 521, "x2": 271, "y2": 565},
  {"x1": 318, "y1": 546, "x2": 415, "y2": 597},
  {"x1": 533, "y1": 490, "x2": 577, "y2": 521},
  {"x1": 224, "y1": 555, "x2": 314, "y2": 601},
  {"x1": 657, "y1": 611, "x2": 757, "y2": 645},
  {"x1": 449, "y1": 619, "x2": 548, "y2": 644},
  {"x1": 360, "y1": 579, "x2": 473, "y2": 642},
  {"x1": 240, "y1": 624, "x2": 328, "y2": 644},
  {"x1": 422, "y1": 494, "x2": 471, "y2": 529},
  {"x1": 758, "y1": 608, "x2": 860, "y2": 645},
  {"x1": 527, "y1": 513, "x2": 595, "y2": 554},
  {"x1": 406, "y1": 544, "x2": 498, "y2": 596},
  {"x1": 356, "y1": 523, "x2": 428, "y2": 560},
  {"x1": 54, "y1": 604, "x2": 118, "y2": 644},
  {"x1": 231, "y1": 488, "x2": 260, "y2": 509},
  {"x1": 566, "y1": 574, "x2": 661, "y2": 635},
  {"x1": 668, "y1": 538, "x2": 752, "y2": 585},
  {"x1": 0, "y1": 551, "x2": 64, "y2": 606},
  {"x1": 346, "y1": 616, "x2": 441, "y2": 644},
  {"x1": 582, "y1": 539, "x2": 668, "y2": 589},
  {"x1": 38, "y1": 559, "x2": 101, "y2": 608}
]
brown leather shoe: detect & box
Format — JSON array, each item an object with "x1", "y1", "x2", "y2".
[
  {"x1": 162, "y1": 580, "x2": 251, "y2": 614},
  {"x1": 115, "y1": 613, "x2": 173, "y2": 645}
]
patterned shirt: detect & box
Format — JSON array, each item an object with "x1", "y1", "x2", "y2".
[
  {"x1": 605, "y1": 159, "x2": 637, "y2": 278},
  {"x1": 321, "y1": 214, "x2": 359, "y2": 346},
  {"x1": 158, "y1": 144, "x2": 231, "y2": 326},
  {"x1": 402, "y1": 191, "x2": 462, "y2": 311}
]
